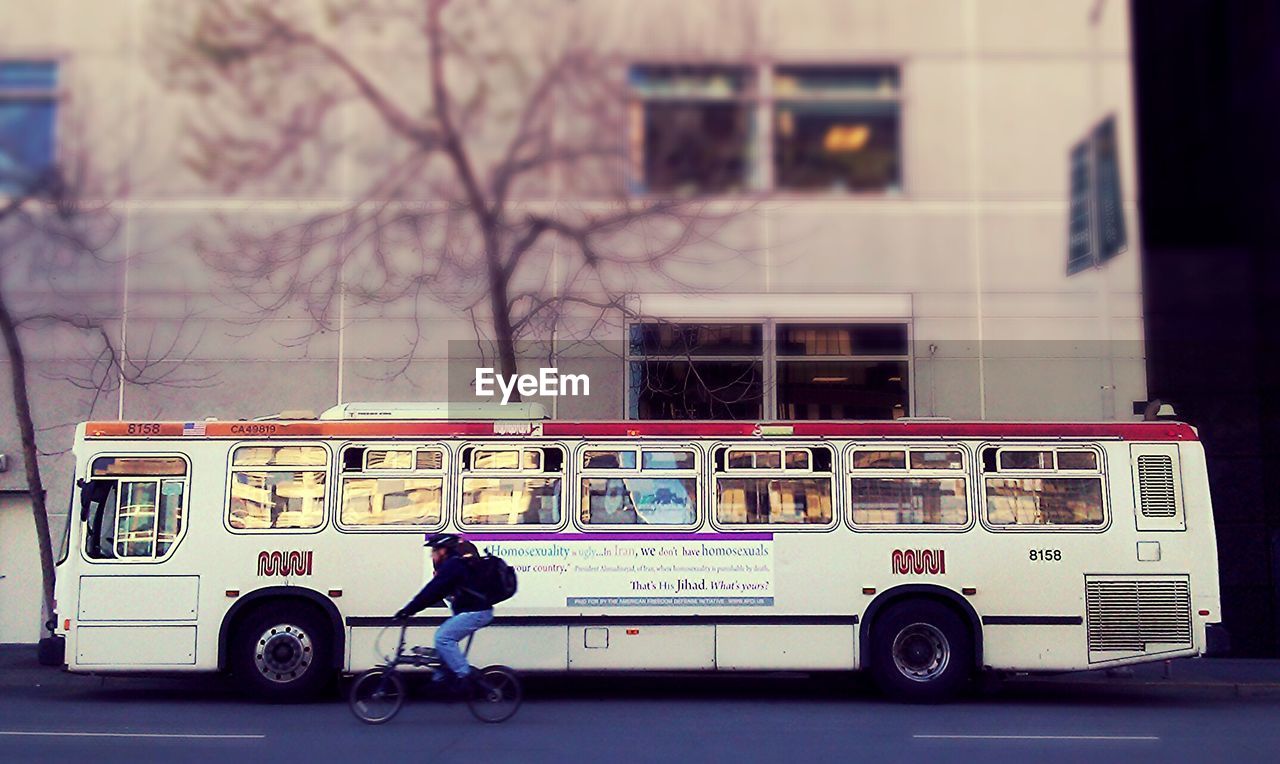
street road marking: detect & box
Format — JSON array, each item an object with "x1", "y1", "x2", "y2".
[
  {"x1": 0, "y1": 731, "x2": 264, "y2": 740},
  {"x1": 914, "y1": 735, "x2": 1159, "y2": 741}
]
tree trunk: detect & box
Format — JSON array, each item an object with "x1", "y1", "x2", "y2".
[
  {"x1": 486, "y1": 238, "x2": 521, "y2": 402},
  {"x1": 0, "y1": 285, "x2": 57, "y2": 637}
]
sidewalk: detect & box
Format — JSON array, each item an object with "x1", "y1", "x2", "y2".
[{"x1": 1011, "y1": 657, "x2": 1280, "y2": 698}]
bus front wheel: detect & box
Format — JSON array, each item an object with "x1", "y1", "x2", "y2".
[
  {"x1": 230, "y1": 603, "x2": 333, "y2": 702},
  {"x1": 869, "y1": 600, "x2": 972, "y2": 703}
]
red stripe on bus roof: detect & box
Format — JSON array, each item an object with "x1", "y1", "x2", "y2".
[{"x1": 81, "y1": 420, "x2": 1198, "y2": 441}]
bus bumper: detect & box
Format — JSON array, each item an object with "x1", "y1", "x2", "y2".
[
  {"x1": 37, "y1": 635, "x2": 65, "y2": 667},
  {"x1": 1205, "y1": 623, "x2": 1231, "y2": 656}
]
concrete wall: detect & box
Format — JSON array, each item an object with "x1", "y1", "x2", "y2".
[{"x1": 0, "y1": 0, "x2": 1143, "y2": 640}]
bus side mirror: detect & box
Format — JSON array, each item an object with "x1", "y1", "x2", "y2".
[{"x1": 78, "y1": 479, "x2": 111, "y2": 521}]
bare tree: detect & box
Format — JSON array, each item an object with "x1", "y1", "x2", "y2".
[
  {"x1": 155, "y1": 0, "x2": 749, "y2": 397},
  {"x1": 0, "y1": 148, "x2": 207, "y2": 639}
]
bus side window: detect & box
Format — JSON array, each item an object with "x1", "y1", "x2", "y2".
[
  {"x1": 580, "y1": 445, "x2": 698, "y2": 527},
  {"x1": 715, "y1": 444, "x2": 833, "y2": 527},
  {"x1": 460, "y1": 444, "x2": 565, "y2": 527},
  {"x1": 982, "y1": 446, "x2": 1105, "y2": 527},
  {"x1": 228, "y1": 445, "x2": 328, "y2": 531},
  {"x1": 849, "y1": 447, "x2": 968, "y2": 528}
]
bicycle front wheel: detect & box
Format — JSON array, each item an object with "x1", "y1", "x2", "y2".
[
  {"x1": 466, "y1": 665, "x2": 523, "y2": 723},
  {"x1": 349, "y1": 668, "x2": 407, "y2": 724}
]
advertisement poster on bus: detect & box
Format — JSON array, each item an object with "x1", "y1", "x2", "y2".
[{"x1": 457, "y1": 534, "x2": 775, "y2": 608}]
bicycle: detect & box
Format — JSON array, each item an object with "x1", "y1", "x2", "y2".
[{"x1": 348, "y1": 622, "x2": 523, "y2": 724}]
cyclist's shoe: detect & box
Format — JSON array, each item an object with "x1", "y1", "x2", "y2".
[{"x1": 410, "y1": 645, "x2": 437, "y2": 659}]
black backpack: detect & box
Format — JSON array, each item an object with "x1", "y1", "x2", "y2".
[{"x1": 465, "y1": 554, "x2": 518, "y2": 606}]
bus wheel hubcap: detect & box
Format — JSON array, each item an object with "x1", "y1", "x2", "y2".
[
  {"x1": 892, "y1": 623, "x2": 949, "y2": 682},
  {"x1": 254, "y1": 624, "x2": 312, "y2": 683}
]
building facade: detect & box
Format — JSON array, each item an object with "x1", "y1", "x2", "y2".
[{"x1": 0, "y1": 0, "x2": 1142, "y2": 643}]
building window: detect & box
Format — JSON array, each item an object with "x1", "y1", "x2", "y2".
[
  {"x1": 0, "y1": 60, "x2": 57, "y2": 195},
  {"x1": 627, "y1": 323, "x2": 765, "y2": 419},
  {"x1": 775, "y1": 322, "x2": 909, "y2": 419},
  {"x1": 774, "y1": 66, "x2": 901, "y2": 192},
  {"x1": 629, "y1": 65, "x2": 755, "y2": 195},
  {"x1": 629, "y1": 63, "x2": 900, "y2": 195},
  {"x1": 627, "y1": 321, "x2": 909, "y2": 420}
]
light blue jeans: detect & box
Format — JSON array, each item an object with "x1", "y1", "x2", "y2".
[{"x1": 434, "y1": 608, "x2": 494, "y2": 678}]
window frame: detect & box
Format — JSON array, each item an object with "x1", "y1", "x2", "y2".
[
  {"x1": 0, "y1": 58, "x2": 61, "y2": 197},
  {"x1": 572, "y1": 442, "x2": 704, "y2": 532},
  {"x1": 224, "y1": 442, "x2": 332, "y2": 535},
  {"x1": 709, "y1": 440, "x2": 838, "y2": 532},
  {"x1": 336, "y1": 442, "x2": 450, "y2": 534},
  {"x1": 625, "y1": 60, "x2": 906, "y2": 199},
  {"x1": 625, "y1": 317, "x2": 913, "y2": 421},
  {"x1": 80, "y1": 452, "x2": 191, "y2": 564},
  {"x1": 978, "y1": 442, "x2": 1110, "y2": 533},
  {"x1": 456, "y1": 442, "x2": 568, "y2": 532},
  {"x1": 627, "y1": 63, "x2": 759, "y2": 196},
  {"x1": 844, "y1": 442, "x2": 974, "y2": 533}
]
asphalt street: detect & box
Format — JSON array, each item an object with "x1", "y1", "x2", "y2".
[{"x1": 2, "y1": 670, "x2": 1280, "y2": 763}]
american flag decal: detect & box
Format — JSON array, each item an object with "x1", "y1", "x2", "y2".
[{"x1": 182, "y1": 421, "x2": 206, "y2": 436}]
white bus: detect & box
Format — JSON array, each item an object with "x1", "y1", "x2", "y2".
[{"x1": 49, "y1": 402, "x2": 1226, "y2": 702}]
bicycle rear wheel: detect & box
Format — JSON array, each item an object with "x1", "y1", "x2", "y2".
[
  {"x1": 349, "y1": 668, "x2": 407, "y2": 724},
  {"x1": 466, "y1": 665, "x2": 523, "y2": 723}
]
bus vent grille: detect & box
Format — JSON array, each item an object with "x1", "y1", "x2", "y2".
[
  {"x1": 1086, "y1": 578, "x2": 1192, "y2": 655},
  {"x1": 1136, "y1": 454, "x2": 1177, "y2": 518}
]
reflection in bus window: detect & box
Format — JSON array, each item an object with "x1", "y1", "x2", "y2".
[
  {"x1": 985, "y1": 478, "x2": 1104, "y2": 526},
  {"x1": 785, "y1": 450, "x2": 810, "y2": 470},
  {"x1": 909, "y1": 450, "x2": 964, "y2": 470},
  {"x1": 341, "y1": 477, "x2": 443, "y2": 527},
  {"x1": 1056, "y1": 450, "x2": 1098, "y2": 470},
  {"x1": 230, "y1": 471, "x2": 326, "y2": 529},
  {"x1": 717, "y1": 478, "x2": 832, "y2": 524},
  {"x1": 728, "y1": 450, "x2": 782, "y2": 469},
  {"x1": 582, "y1": 478, "x2": 697, "y2": 525},
  {"x1": 999, "y1": 450, "x2": 1055, "y2": 470},
  {"x1": 365, "y1": 449, "x2": 413, "y2": 470},
  {"x1": 642, "y1": 450, "x2": 696, "y2": 470},
  {"x1": 584, "y1": 450, "x2": 637, "y2": 469},
  {"x1": 85, "y1": 458, "x2": 187, "y2": 560},
  {"x1": 851, "y1": 478, "x2": 967, "y2": 525},
  {"x1": 233, "y1": 446, "x2": 327, "y2": 467},
  {"x1": 851, "y1": 450, "x2": 906, "y2": 469},
  {"x1": 461, "y1": 477, "x2": 561, "y2": 525}
]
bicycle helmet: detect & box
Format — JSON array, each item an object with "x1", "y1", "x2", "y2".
[{"x1": 424, "y1": 532, "x2": 462, "y2": 550}]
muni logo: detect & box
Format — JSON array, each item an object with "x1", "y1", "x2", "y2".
[
  {"x1": 891, "y1": 548, "x2": 946, "y2": 576},
  {"x1": 257, "y1": 550, "x2": 314, "y2": 577}
]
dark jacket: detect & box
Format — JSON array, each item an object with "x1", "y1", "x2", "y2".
[{"x1": 401, "y1": 555, "x2": 490, "y2": 616}]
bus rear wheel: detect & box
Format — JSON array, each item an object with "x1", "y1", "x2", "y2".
[
  {"x1": 869, "y1": 600, "x2": 972, "y2": 703},
  {"x1": 230, "y1": 603, "x2": 333, "y2": 702}
]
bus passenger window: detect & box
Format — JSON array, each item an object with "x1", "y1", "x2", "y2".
[
  {"x1": 999, "y1": 450, "x2": 1054, "y2": 470},
  {"x1": 584, "y1": 450, "x2": 636, "y2": 469},
  {"x1": 582, "y1": 478, "x2": 697, "y2": 525},
  {"x1": 461, "y1": 478, "x2": 561, "y2": 525},
  {"x1": 460, "y1": 444, "x2": 565, "y2": 526},
  {"x1": 985, "y1": 478, "x2": 1104, "y2": 526},
  {"x1": 728, "y1": 450, "x2": 782, "y2": 469},
  {"x1": 717, "y1": 478, "x2": 832, "y2": 524},
  {"x1": 851, "y1": 478, "x2": 967, "y2": 525},
  {"x1": 229, "y1": 446, "x2": 327, "y2": 530},
  {"x1": 851, "y1": 450, "x2": 906, "y2": 469},
  {"x1": 983, "y1": 446, "x2": 1105, "y2": 527},
  {"x1": 342, "y1": 478, "x2": 443, "y2": 527}
]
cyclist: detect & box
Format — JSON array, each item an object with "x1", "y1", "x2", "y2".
[{"x1": 394, "y1": 533, "x2": 493, "y2": 691}]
